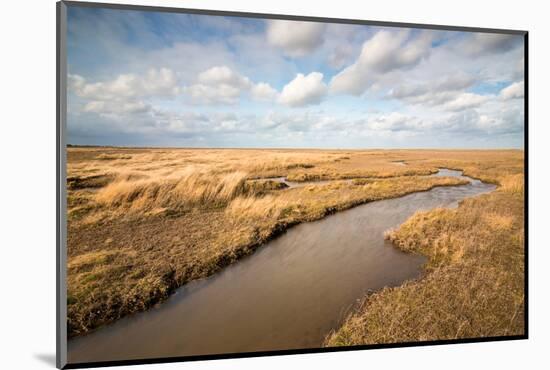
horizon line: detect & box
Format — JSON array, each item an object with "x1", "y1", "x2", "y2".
[{"x1": 67, "y1": 144, "x2": 524, "y2": 151}]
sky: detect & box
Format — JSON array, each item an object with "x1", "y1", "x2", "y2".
[{"x1": 66, "y1": 6, "x2": 525, "y2": 149}]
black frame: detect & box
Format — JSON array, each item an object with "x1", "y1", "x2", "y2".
[{"x1": 56, "y1": 1, "x2": 529, "y2": 368}]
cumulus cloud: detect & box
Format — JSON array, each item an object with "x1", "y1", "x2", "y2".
[
  {"x1": 267, "y1": 20, "x2": 326, "y2": 57},
  {"x1": 68, "y1": 68, "x2": 181, "y2": 100},
  {"x1": 154, "y1": 110, "x2": 247, "y2": 135},
  {"x1": 68, "y1": 68, "x2": 181, "y2": 119},
  {"x1": 251, "y1": 82, "x2": 279, "y2": 101},
  {"x1": 367, "y1": 112, "x2": 424, "y2": 132},
  {"x1": 391, "y1": 88, "x2": 492, "y2": 112},
  {"x1": 500, "y1": 81, "x2": 524, "y2": 100},
  {"x1": 186, "y1": 65, "x2": 278, "y2": 105},
  {"x1": 186, "y1": 84, "x2": 244, "y2": 105},
  {"x1": 330, "y1": 30, "x2": 433, "y2": 95},
  {"x1": 388, "y1": 74, "x2": 475, "y2": 102},
  {"x1": 443, "y1": 93, "x2": 491, "y2": 111},
  {"x1": 362, "y1": 104, "x2": 522, "y2": 138},
  {"x1": 197, "y1": 65, "x2": 251, "y2": 87},
  {"x1": 445, "y1": 106, "x2": 523, "y2": 135},
  {"x1": 387, "y1": 73, "x2": 483, "y2": 111},
  {"x1": 278, "y1": 72, "x2": 328, "y2": 107},
  {"x1": 67, "y1": 11, "x2": 525, "y2": 148},
  {"x1": 186, "y1": 66, "x2": 251, "y2": 104}
]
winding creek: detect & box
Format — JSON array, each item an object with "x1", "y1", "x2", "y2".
[{"x1": 68, "y1": 169, "x2": 496, "y2": 364}]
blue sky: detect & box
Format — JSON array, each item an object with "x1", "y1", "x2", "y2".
[{"x1": 66, "y1": 6, "x2": 525, "y2": 148}]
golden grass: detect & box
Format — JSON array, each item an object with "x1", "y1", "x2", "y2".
[
  {"x1": 95, "y1": 168, "x2": 249, "y2": 213},
  {"x1": 324, "y1": 171, "x2": 524, "y2": 345},
  {"x1": 66, "y1": 147, "x2": 524, "y2": 338},
  {"x1": 226, "y1": 195, "x2": 291, "y2": 221}
]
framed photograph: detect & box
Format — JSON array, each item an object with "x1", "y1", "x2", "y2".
[{"x1": 57, "y1": 1, "x2": 527, "y2": 368}]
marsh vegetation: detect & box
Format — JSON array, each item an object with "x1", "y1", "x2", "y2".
[
  {"x1": 66, "y1": 147, "x2": 524, "y2": 342},
  {"x1": 325, "y1": 165, "x2": 524, "y2": 345}
]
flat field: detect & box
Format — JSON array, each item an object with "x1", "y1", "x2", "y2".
[{"x1": 66, "y1": 147, "x2": 524, "y2": 340}]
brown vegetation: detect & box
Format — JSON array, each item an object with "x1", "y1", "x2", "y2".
[
  {"x1": 324, "y1": 167, "x2": 524, "y2": 345},
  {"x1": 66, "y1": 147, "x2": 524, "y2": 338}
]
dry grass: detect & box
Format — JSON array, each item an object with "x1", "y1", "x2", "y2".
[
  {"x1": 66, "y1": 147, "x2": 524, "y2": 338},
  {"x1": 95, "y1": 168, "x2": 249, "y2": 213},
  {"x1": 324, "y1": 171, "x2": 524, "y2": 346}
]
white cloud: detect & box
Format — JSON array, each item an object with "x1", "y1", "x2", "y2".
[
  {"x1": 385, "y1": 73, "x2": 490, "y2": 113},
  {"x1": 388, "y1": 74, "x2": 476, "y2": 105},
  {"x1": 443, "y1": 93, "x2": 491, "y2": 111},
  {"x1": 68, "y1": 68, "x2": 180, "y2": 119},
  {"x1": 361, "y1": 104, "x2": 522, "y2": 137},
  {"x1": 478, "y1": 114, "x2": 501, "y2": 130},
  {"x1": 278, "y1": 72, "x2": 328, "y2": 107},
  {"x1": 367, "y1": 112, "x2": 425, "y2": 132},
  {"x1": 67, "y1": 15, "x2": 525, "y2": 148},
  {"x1": 68, "y1": 68, "x2": 181, "y2": 100},
  {"x1": 197, "y1": 65, "x2": 251, "y2": 88},
  {"x1": 500, "y1": 81, "x2": 524, "y2": 100},
  {"x1": 266, "y1": 20, "x2": 326, "y2": 57},
  {"x1": 185, "y1": 84, "x2": 243, "y2": 105},
  {"x1": 446, "y1": 106, "x2": 523, "y2": 135},
  {"x1": 83, "y1": 100, "x2": 151, "y2": 115},
  {"x1": 186, "y1": 65, "x2": 252, "y2": 104},
  {"x1": 251, "y1": 82, "x2": 278, "y2": 101},
  {"x1": 149, "y1": 110, "x2": 246, "y2": 136},
  {"x1": 186, "y1": 66, "x2": 278, "y2": 105},
  {"x1": 330, "y1": 30, "x2": 433, "y2": 95}
]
